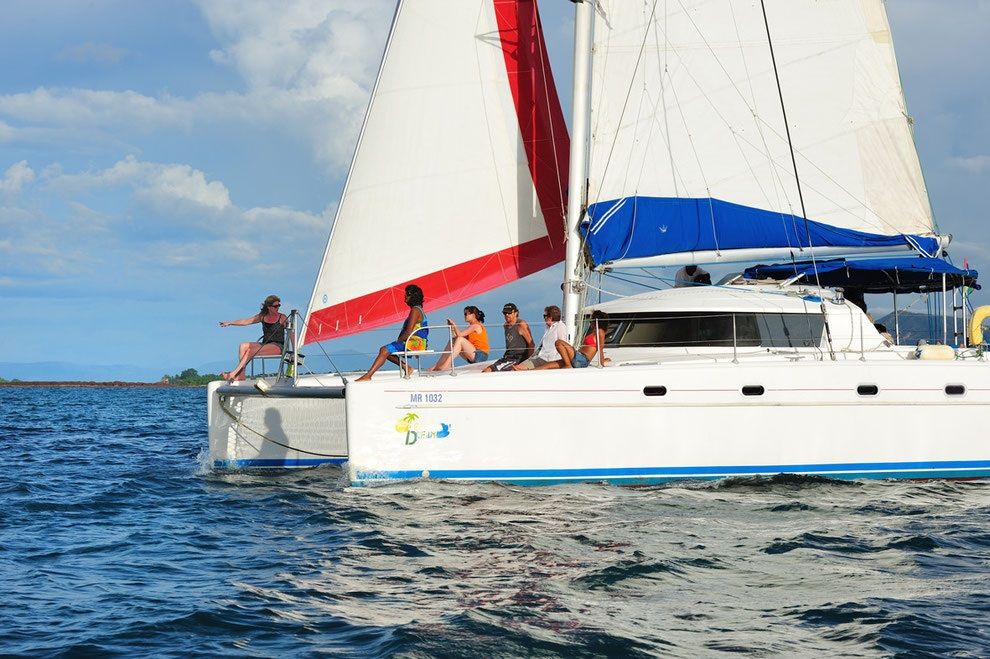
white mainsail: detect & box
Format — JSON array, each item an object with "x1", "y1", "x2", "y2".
[
  {"x1": 583, "y1": 0, "x2": 940, "y2": 267},
  {"x1": 303, "y1": 0, "x2": 568, "y2": 344}
]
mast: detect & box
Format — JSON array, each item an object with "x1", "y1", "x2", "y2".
[{"x1": 562, "y1": 0, "x2": 594, "y2": 340}]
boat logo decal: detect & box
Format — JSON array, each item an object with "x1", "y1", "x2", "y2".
[{"x1": 394, "y1": 413, "x2": 451, "y2": 445}]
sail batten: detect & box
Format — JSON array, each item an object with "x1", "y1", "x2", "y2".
[
  {"x1": 584, "y1": 0, "x2": 939, "y2": 268},
  {"x1": 303, "y1": 0, "x2": 568, "y2": 345}
]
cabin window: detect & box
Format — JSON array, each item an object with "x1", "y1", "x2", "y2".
[{"x1": 603, "y1": 312, "x2": 824, "y2": 349}]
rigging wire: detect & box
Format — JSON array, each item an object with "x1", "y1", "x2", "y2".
[
  {"x1": 651, "y1": 0, "x2": 917, "y2": 239},
  {"x1": 758, "y1": 0, "x2": 835, "y2": 361}
]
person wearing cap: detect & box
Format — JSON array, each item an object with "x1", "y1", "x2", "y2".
[{"x1": 484, "y1": 303, "x2": 535, "y2": 372}]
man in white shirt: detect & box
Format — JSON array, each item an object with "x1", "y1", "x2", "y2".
[
  {"x1": 674, "y1": 264, "x2": 710, "y2": 288},
  {"x1": 513, "y1": 305, "x2": 568, "y2": 370}
]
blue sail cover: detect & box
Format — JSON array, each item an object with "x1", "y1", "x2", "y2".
[
  {"x1": 581, "y1": 197, "x2": 941, "y2": 267},
  {"x1": 743, "y1": 257, "x2": 979, "y2": 293}
]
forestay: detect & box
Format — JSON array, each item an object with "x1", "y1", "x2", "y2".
[
  {"x1": 303, "y1": 0, "x2": 568, "y2": 344},
  {"x1": 583, "y1": 0, "x2": 941, "y2": 268}
]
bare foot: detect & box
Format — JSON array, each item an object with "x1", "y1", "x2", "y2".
[{"x1": 355, "y1": 374, "x2": 372, "y2": 382}]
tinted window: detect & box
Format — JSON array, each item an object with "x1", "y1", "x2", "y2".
[
  {"x1": 755, "y1": 314, "x2": 825, "y2": 348},
  {"x1": 604, "y1": 312, "x2": 823, "y2": 349}
]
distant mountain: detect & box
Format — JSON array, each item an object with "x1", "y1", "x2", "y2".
[
  {"x1": 199, "y1": 349, "x2": 370, "y2": 376},
  {"x1": 875, "y1": 310, "x2": 963, "y2": 346},
  {"x1": 0, "y1": 361, "x2": 168, "y2": 383}
]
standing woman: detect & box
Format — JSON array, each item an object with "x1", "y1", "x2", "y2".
[
  {"x1": 431, "y1": 306, "x2": 489, "y2": 371},
  {"x1": 219, "y1": 295, "x2": 289, "y2": 382}
]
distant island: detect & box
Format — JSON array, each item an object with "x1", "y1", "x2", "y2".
[{"x1": 0, "y1": 368, "x2": 223, "y2": 387}]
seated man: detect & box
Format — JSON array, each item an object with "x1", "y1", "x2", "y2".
[
  {"x1": 674, "y1": 264, "x2": 710, "y2": 288},
  {"x1": 485, "y1": 302, "x2": 535, "y2": 372},
  {"x1": 514, "y1": 305, "x2": 568, "y2": 370}
]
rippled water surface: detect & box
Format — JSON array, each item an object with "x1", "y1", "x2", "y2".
[{"x1": 2, "y1": 387, "x2": 989, "y2": 657}]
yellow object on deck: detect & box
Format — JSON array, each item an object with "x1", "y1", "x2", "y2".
[{"x1": 916, "y1": 344, "x2": 956, "y2": 361}]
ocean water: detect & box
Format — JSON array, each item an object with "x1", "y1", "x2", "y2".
[{"x1": 1, "y1": 387, "x2": 988, "y2": 657}]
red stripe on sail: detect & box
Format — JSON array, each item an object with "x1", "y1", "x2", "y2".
[
  {"x1": 306, "y1": 237, "x2": 560, "y2": 343},
  {"x1": 304, "y1": 0, "x2": 569, "y2": 345},
  {"x1": 492, "y1": 0, "x2": 571, "y2": 243}
]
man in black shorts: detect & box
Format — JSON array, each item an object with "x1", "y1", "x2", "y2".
[{"x1": 484, "y1": 303, "x2": 535, "y2": 372}]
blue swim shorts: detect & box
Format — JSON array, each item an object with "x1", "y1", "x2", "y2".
[
  {"x1": 572, "y1": 351, "x2": 590, "y2": 368},
  {"x1": 385, "y1": 341, "x2": 404, "y2": 354},
  {"x1": 467, "y1": 350, "x2": 489, "y2": 363}
]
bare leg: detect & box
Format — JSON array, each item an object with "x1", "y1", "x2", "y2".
[
  {"x1": 356, "y1": 346, "x2": 394, "y2": 382},
  {"x1": 534, "y1": 359, "x2": 563, "y2": 370},
  {"x1": 227, "y1": 342, "x2": 281, "y2": 382},
  {"x1": 430, "y1": 339, "x2": 454, "y2": 371},
  {"x1": 432, "y1": 337, "x2": 475, "y2": 371},
  {"x1": 555, "y1": 340, "x2": 576, "y2": 368}
]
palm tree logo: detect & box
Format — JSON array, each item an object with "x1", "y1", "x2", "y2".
[{"x1": 395, "y1": 413, "x2": 419, "y2": 434}]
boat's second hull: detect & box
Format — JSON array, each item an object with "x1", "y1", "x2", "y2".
[{"x1": 207, "y1": 380, "x2": 348, "y2": 469}]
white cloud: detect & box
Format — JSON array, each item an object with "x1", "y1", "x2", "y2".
[
  {"x1": 0, "y1": 2, "x2": 394, "y2": 172},
  {"x1": 0, "y1": 161, "x2": 35, "y2": 196},
  {"x1": 193, "y1": 0, "x2": 393, "y2": 168},
  {"x1": 949, "y1": 155, "x2": 990, "y2": 174},
  {"x1": 0, "y1": 87, "x2": 190, "y2": 129},
  {"x1": 0, "y1": 120, "x2": 13, "y2": 141},
  {"x1": 242, "y1": 205, "x2": 327, "y2": 230},
  {"x1": 57, "y1": 42, "x2": 128, "y2": 64},
  {"x1": 53, "y1": 155, "x2": 231, "y2": 211}
]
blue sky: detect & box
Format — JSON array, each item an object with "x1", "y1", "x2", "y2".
[{"x1": 1, "y1": 1, "x2": 988, "y2": 379}]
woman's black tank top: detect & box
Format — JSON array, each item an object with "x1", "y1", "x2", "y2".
[{"x1": 261, "y1": 315, "x2": 285, "y2": 346}]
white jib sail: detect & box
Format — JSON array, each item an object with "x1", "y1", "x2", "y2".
[{"x1": 303, "y1": 0, "x2": 568, "y2": 344}]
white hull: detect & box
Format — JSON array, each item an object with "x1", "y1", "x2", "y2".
[
  {"x1": 208, "y1": 358, "x2": 990, "y2": 485},
  {"x1": 208, "y1": 378, "x2": 348, "y2": 469}
]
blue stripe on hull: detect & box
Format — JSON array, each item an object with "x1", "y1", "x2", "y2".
[
  {"x1": 214, "y1": 457, "x2": 346, "y2": 469},
  {"x1": 353, "y1": 459, "x2": 990, "y2": 486}
]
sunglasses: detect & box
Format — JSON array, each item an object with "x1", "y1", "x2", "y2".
[
  {"x1": 271, "y1": 303, "x2": 281, "y2": 308},
  {"x1": 503, "y1": 310, "x2": 515, "y2": 315}
]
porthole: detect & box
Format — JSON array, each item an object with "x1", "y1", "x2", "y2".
[
  {"x1": 945, "y1": 384, "x2": 966, "y2": 396},
  {"x1": 643, "y1": 386, "x2": 667, "y2": 397},
  {"x1": 857, "y1": 384, "x2": 879, "y2": 396},
  {"x1": 742, "y1": 385, "x2": 764, "y2": 396}
]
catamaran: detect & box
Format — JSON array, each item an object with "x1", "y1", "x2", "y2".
[{"x1": 207, "y1": 0, "x2": 990, "y2": 485}]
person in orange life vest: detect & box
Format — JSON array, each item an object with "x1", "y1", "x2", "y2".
[{"x1": 431, "y1": 306, "x2": 489, "y2": 371}]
